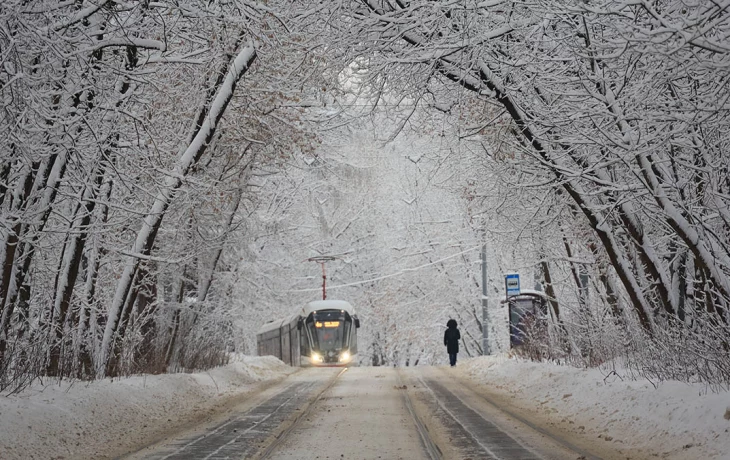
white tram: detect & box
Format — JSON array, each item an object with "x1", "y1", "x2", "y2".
[{"x1": 256, "y1": 300, "x2": 360, "y2": 367}]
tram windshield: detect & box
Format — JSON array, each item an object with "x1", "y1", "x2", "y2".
[{"x1": 307, "y1": 310, "x2": 350, "y2": 353}]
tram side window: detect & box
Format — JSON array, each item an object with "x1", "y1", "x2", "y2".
[
  {"x1": 350, "y1": 326, "x2": 357, "y2": 354},
  {"x1": 264, "y1": 330, "x2": 275, "y2": 358},
  {"x1": 343, "y1": 321, "x2": 351, "y2": 349},
  {"x1": 300, "y1": 326, "x2": 311, "y2": 356},
  {"x1": 270, "y1": 329, "x2": 281, "y2": 359},
  {"x1": 306, "y1": 317, "x2": 320, "y2": 350}
]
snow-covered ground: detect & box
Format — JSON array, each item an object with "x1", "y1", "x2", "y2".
[
  {"x1": 458, "y1": 356, "x2": 730, "y2": 459},
  {"x1": 265, "y1": 367, "x2": 427, "y2": 460},
  {"x1": 1, "y1": 355, "x2": 728, "y2": 459},
  {"x1": 0, "y1": 356, "x2": 296, "y2": 460}
]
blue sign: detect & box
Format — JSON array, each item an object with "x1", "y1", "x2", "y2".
[{"x1": 505, "y1": 273, "x2": 520, "y2": 297}]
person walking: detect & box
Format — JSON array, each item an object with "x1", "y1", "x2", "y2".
[{"x1": 444, "y1": 319, "x2": 460, "y2": 367}]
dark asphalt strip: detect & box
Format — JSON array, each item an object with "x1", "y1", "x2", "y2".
[
  {"x1": 137, "y1": 381, "x2": 316, "y2": 460},
  {"x1": 422, "y1": 377, "x2": 542, "y2": 460},
  {"x1": 396, "y1": 369, "x2": 443, "y2": 460},
  {"x1": 435, "y1": 371, "x2": 603, "y2": 460}
]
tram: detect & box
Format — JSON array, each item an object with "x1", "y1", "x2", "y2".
[{"x1": 256, "y1": 300, "x2": 360, "y2": 367}]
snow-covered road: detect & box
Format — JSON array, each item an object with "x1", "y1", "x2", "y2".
[
  {"x1": 263, "y1": 368, "x2": 428, "y2": 460},
  {"x1": 125, "y1": 366, "x2": 617, "y2": 460},
  {"x1": 3, "y1": 355, "x2": 728, "y2": 459}
]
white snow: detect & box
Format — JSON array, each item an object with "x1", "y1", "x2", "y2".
[
  {"x1": 458, "y1": 355, "x2": 730, "y2": 459},
  {"x1": 0, "y1": 356, "x2": 295, "y2": 460},
  {"x1": 2, "y1": 355, "x2": 728, "y2": 459}
]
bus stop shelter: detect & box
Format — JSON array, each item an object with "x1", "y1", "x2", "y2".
[{"x1": 500, "y1": 289, "x2": 549, "y2": 349}]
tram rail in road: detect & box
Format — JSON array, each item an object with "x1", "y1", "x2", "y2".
[
  {"x1": 123, "y1": 368, "x2": 343, "y2": 460},
  {"x1": 402, "y1": 367, "x2": 602, "y2": 460},
  {"x1": 136, "y1": 381, "x2": 316, "y2": 460},
  {"x1": 125, "y1": 366, "x2": 607, "y2": 460},
  {"x1": 260, "y1": 367, "x2": 596, "y2": 460},
  {"x1": 257, "y1": 368, "x2": 347, "y2": 459},
  {"x1": 395, "y1": 368, "x2": 443, "y2": 460},
  {"x1": 418, "y1": 376, "x2": 542, "y2": 459}
]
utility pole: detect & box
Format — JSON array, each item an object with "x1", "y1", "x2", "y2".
[{"x1": 481, "y1": 241, "x2": 490, "y2": 355}]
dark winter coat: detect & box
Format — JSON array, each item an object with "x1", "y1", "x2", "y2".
[{"x1": 444, "y1": 322, "x2": 460, "y2": 354}]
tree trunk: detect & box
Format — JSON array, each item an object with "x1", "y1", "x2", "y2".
[
  {"x1": 76, "y1": 167, "x2": 114, "y2": 377},
  {"x1": 0, "y1": 155, "x2": 66, "y2": 361},
  {"x1": 0, "y1": 159, "x2": 11, "y2": 207},
  {"x1": 99, "y1": 42, "x2": 257, "y2": 377},
  {"x1": 540, "y1": 260, "x2": 561, "y2": 323},
  {"x1": 46, "y1": 166, "x2": 103, "y2": 376}
]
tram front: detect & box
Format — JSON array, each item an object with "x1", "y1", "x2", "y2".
[{"x1": 302, "y1": 301, "x2": 359, "y2": 366}]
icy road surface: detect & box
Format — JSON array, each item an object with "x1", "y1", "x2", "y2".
[
  {"x1": 264, "y1": 368, "x2": 428, "y2": 460},
  {"x1": 126, "y1": 366, "x2": 626, "y2": 460}
]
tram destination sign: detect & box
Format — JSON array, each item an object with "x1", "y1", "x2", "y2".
[{"x1": 505, "y1": 273, "x2": 520, "y2": 297}]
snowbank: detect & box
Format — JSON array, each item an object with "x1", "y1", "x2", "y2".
[
  {"x1": 3, "y1": 355, "x2": 728, "y2": 460},
  {"x1": 459, "y1": 355, "x2": 730, "y2": 459},
  {"x1": 0, "y1": 355, "x2": 296, "y2": 460}
]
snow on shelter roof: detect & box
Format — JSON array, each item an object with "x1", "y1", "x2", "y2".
[{"x1": 499, "y1": 289, "x2": 549, "y2": 304}]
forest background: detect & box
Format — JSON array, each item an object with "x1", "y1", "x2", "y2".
[{"x1": 1, "y1": 0, "x2": 728, "y2": 392}]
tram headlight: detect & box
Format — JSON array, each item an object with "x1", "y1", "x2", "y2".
[
  {"x1": 339, "y1": 351, "x2": 350, "y2": 362},
  {"x1": 311, "y1": 352, "x2": 324, "y2": 363}
]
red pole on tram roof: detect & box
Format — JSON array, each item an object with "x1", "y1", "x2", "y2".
[
  {"x1": 321, "y1": 262, "x2": 327, "y2": 300},
  {"x1": 307, "y1": 256, "x2": 336, "y2": 301}
]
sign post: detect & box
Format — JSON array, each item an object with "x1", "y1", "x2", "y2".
[
  {"x1": 481, "y1": 243, "x2": 489, "y2": 355},
  {"x1": 505, "y1": 273, "x2": 520, "y2": 298}
]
